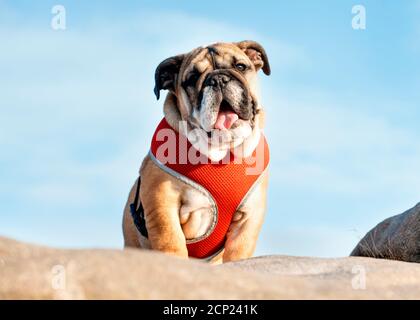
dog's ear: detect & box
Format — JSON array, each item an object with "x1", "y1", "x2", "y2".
[
  {"x1": 236, "y1": 40, "x2": 271, "y2": 76},
  {"x1": 154, "y1": 54, "x2": 185, "y2": 100}
]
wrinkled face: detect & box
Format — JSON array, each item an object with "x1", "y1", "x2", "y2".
[{"x1": 154, "y1": 41, "x2": 270, "y2": 153}]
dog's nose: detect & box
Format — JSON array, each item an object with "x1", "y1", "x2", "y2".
[
  {"x1": 206, "y1": 74, "x2": 231, "y2": 88},
  {"x1": 209, "y1": 78, "x2": 218, "y2": 87},
  {"x1": 219, "y1": 74, "x2": 230, "y2": 85}
]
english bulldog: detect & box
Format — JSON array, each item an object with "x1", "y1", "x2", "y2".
[{"x1": 122, "y1": 40, "x2": 271, "y2": 264}]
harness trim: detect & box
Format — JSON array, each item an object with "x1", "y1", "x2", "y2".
[
  {"x1": 148, "y1": 150, "x2": 219, "y2": 244},
  {"x1": 236, "y1": 165, "x2": 269, "y2": 211}
]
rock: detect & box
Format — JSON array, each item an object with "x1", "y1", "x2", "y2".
[
  {"x1": 351, "y1": 203, "x2": 420, "y2": 263},
  {"x1": 1, "y1": 236, "x2": 420, "y2": 299}
]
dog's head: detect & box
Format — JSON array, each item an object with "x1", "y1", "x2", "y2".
[{"x1": 154, "y1": 41, "x2": 270, "y2": 160}]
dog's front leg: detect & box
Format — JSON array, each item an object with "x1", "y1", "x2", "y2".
[
  {"x1": 144, "y1": 204, "x2": 188, "y2": 258},
  {"x1": 222, "y1": 173, "x2": 268, "y2": 262},
  {"x1": 222, "y1": 214, "x2": 264, "y2": 262},
  {"x1": 140, "y1": 158, "x2": 188, "y2": 258}
]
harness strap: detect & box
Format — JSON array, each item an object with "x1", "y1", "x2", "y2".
[{"x1": 129, "y1": 177, "x2": 148, "y2": 238}]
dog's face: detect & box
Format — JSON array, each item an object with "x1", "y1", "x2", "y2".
[{"x1": 154, "y1": 41, "x2": 270, "y2": 160}]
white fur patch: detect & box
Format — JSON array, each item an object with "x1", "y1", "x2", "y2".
[
  {"x1": 180, "y1": 188, "x2": 215, "y2": 240},
  {"x1": 200, "y1": 86, "x2": 219, "y2": 132}
]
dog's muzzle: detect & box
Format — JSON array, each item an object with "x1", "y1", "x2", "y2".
[{"x1": 200, "y1": 70, "x2": 253, "y2": 122}]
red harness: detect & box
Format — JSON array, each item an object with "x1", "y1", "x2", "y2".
[{"x1": 149, "y1": 118, "x2": 270, "y2": 259}]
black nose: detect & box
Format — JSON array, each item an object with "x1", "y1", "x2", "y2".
[{"x1": 205, "y1": 74, "x2": 231, "y2": 88}]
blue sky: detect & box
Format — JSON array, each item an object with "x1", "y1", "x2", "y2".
[{"x1": 1, "y1": 0, "x2": 419, "y2": 257}]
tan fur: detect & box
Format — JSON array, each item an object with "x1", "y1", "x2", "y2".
[{"x1": 122, "y1": 41, "x2": 270, "y2": 263}]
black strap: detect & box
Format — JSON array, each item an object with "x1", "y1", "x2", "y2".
[{"x1": 129, "y1": 177, "x2": 148, "y2": 238}]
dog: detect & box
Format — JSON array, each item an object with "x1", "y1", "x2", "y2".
[{"x1": 122, "y1": 40, "x2": 271, "y2": 263}]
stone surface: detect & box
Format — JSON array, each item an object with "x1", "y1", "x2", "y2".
[
  {"x1": 351, "y1": 203, "x2": 420, "y2": 263},
  {"x1": 1, "y1": 236, "x2": 420, "y2": 299}
]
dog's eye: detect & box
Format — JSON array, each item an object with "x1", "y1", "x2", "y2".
[
  {"x1": 235, "y1": 63, "x2": 247, "y2": 72},
  {"x1": 183, "y1": 71, "x2": 200, "y2": 87}
]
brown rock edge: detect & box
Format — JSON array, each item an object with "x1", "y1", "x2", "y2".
[{"x1": 1, "y1": 237, "x2": 419, "y2": 299}]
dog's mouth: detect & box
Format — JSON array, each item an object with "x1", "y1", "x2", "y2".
[
  {"x1": 214, "y1": 100, "x2": 239, "y2": 131},
  {"x1": 195, "y1": 75, "x2": 254, "y2": 134}
]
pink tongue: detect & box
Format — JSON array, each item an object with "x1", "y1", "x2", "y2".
[{"x1": 214, "y1": 111, "x2": 239, "y2": 130}]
